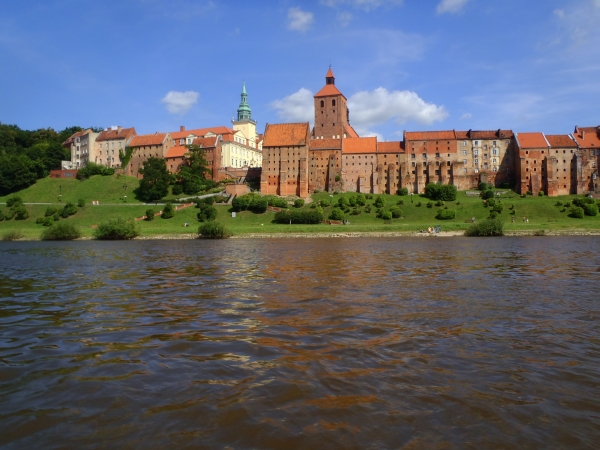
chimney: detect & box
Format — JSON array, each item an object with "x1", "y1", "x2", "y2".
[
  {"x1": 180, "y1": 126, "x2": 185, "y2": 132},
  {"x1": 582, "y1": 130, "x2": 585, "y2": 139},
  {"x1": 117, "y1": 126, "x2": 122, "y2": 133}
]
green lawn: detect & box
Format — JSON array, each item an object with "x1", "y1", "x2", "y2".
[{"x1": 1, "y1": 176, "x2": 599, "y2": 239}]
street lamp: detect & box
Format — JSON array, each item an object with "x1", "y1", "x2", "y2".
[
  {"x1": 59, "y1": 185, "x2": 62, "y2": 202},
  {"x1": 410, "y1": 192, "x2": 413, "y2": 203}
]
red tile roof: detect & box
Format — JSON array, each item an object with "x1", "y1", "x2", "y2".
[
  {"x1": 378, "y1": 141, "x2": 404, "y2": 153},
  {"x1": 263, "y1": 123, "x2": 309, "y2": 147},
  {"x1": 516, "y1": 132, "x2": 549, "y2": 149},
  {"x1": 344, "y1": 124, "x2": 359, "y2": 138},
  {"x1": 326, "y1": 67, "x2": 334, "y2": 79},
  {"x1": 310, "y1": 138, "x2": 342, "y2": 150},
  {"x1": 343, "y1": 137, "x2": 377, "y2": 154},
  {"x1": 454, "y1": 131, "x2": 469, "y2": 140},
  {"x1": 97, "y1": 127, "x2": 136, "y2": 142},
  {"x1": 405, "y1": 131, "x2": 456, "y2": 141},
  {"x1": 170, "y1": 126, "x2": 234, "y2": 140},
  {"x1": 62, "y1": 130, "x2": 86, "y2": 145},
  {"x1": 165, "y1": 146, "x2": 187, "y2": 158},
  {"x1": 314, "y1": 84, "x2": 345, "y2": 98},
  {"x1": 129, "y1": 133, "x2": 168, "y2": 147},
  {"x1": 193, "y1": 137, "x2": 218, "y2": 148},
  {"x1": 546, "y1": 134, "x2": 578, "y2": 148},
  {"x1": 572, "y1": 126, "x2": 600, "y2": 148}
]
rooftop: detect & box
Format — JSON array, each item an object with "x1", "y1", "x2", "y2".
[
  {"x1": 343, "y1": 137, "x2": 377, "y2": 154},
  {"x1": 573, "y1": 126, "x2": 600, "y2": 148},
  {"x1": 545, "y1": 134, "x2": 578, "y2": 148},
  {"x1": 516, "y1": 132, "x2": 549, "y2": 149},
  {"x1": 129, "y1": 133, "x2": 168, "y2": 147},
  {"x1": 263, "y1": 123, "x2": 309, "y2": 147}
]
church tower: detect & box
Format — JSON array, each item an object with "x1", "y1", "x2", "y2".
[
  {"x1": 232, "y1": 82, "x2": 257, "y2": 147},
  {"x1": 313, "y1": 67, "x2": 353, "y2": 139}
]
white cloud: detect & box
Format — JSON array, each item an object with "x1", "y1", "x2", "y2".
[
  {"x1": 348, "y1": 88, "x2": 449, "y2": 133},
  {"x1": 270, "y1": 88, "x2": 314, "y2": 124},
  {"x1": 287, "y1": 7, "x2": 314, "y2": 32},
  {"x1": 337, "y1": 11, "x2": 353, "y2": 27},
  {"x1": 161, "y1": 91, "x2": 199, "y2": 115},
  {"x1": 436, "y1": 0, "x2": 469, "y2": 15},
  {"x1": 553, "y1": 9, "x2": 565, "y2": 19},
  {"x1": 460, "y1": 113, "x2": 472, "y2": 120},
  {"x1": 321, "y1": 0, "x2": 403, "y2": 11}
]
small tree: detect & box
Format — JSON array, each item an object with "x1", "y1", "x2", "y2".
[
  {"x1": 374, "y1": 196, "x2": 385, "y2": 208},
  {"x1": 436, "y1": 209, "x2": 456, "y2": 220},
  {"x1": 77, "y1": 198, "x2": 86, "y2": 208},
  {"x1": 294, "y1": 199, "x2": 305, "y2": 208},
  {"x1": 329, "y1": 208, "x2": 345, "y2": 221},
  {"x1": 197, "y1": 204, "x2": 217, "y2": 222},
  {"x1": 41, "y1": 222, "x2": 81, "y2": 240},
  {"x1": 397, "y1": 187, "x2": 409, "y2": 196},
  {"x1": 198, "y1": 222, "x2": 231, "y2": 239},
  {"x1": 94, "y1": 218, "x2": 140, "y2": 240},
  {"x1": 138, "y1": 157, "x2": 171, "y2": 201},
  {"x1": 145, "y1": 208, "x2": 155, "y2": 221},
  {"x1": 162, "y1": 202, "x2": 175, "y2": 219}
]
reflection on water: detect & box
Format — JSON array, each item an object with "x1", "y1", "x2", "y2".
[{"x1": 0, "y1": 238, "x2": 599, "y2": 449}]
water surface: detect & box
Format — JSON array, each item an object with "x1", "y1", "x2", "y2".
[{"x1": 0, "y1": 237, "x2": 599, "y2": 449}]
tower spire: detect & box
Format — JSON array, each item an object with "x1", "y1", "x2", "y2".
[{"x1": 237, "y1": 81, "x2": 252, "y2": 121}]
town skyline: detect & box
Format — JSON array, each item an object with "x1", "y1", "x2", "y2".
[{"x1": 1, "y1": 0, "x2": 599, "y2": 139}]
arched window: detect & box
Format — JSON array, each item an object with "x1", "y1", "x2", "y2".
[
  {"x1": 332, "y1": 99, "x2": 336, "y2": 106},
  {"x1": 320, "y1": 100, "x2": 324, "y2": 107}
]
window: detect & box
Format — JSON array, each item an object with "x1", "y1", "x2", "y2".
[
  {"x1": 463, "y1": 159, "x2": 467, "y2": 164},
  {"x1": 474, "y1": 141, "x2": 479, "y2": 146},
  {"x1": 474, "y1": 150, "x2": 479, "y2": 156},
  {"x1": 411, "y1": 154, "x2": 415, "y2": 159},
  {"x1": 484, "y1": 154, "x2": 488, "y2": 159},
  {"x1": 493, "y1": 166, "x2": 498, "y2": 172},
  {"x1": 435, "y1": 153, "x2": 440, "y2": 158},
  {"x1": 332, "y1": 99, "x2": 336, "y2": 106},
  {"x1": 475, "y1": 159, "x2": 479, "y2": 164},
  {"x1": 320, "y1": 100, "x2": 324, "y2": 107},
  {"x1": 463, "y1": 141, "x2": 466, "y2": 146},
  {"x1": 463, "y1": 149, "x2": 467, "y2": 155},
  {"x1": 475, "y1": 169, "x2": 479, "y2": 173},
  {"x1": 492, "y1": 149, "x2": 498, "y2": 155},
  {"x1": 484, "y1": 163, "x2": 488, "y2": 170}
]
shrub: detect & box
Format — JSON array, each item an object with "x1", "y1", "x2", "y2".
[
  {"x1": 320, "y1": 199, "x2": 330, "y2": 207},
  {"x1": 492, "y1": 204, "x2": 504, "y2": 214},
  {"x1": 43, "y1": 216, "x2": 54, "y2": 226},
  {"x1": 569, "y1": 206, "x2": 584, "y2": 219},
  {"x1": 1, "y1": 230, "x2": 23, "y2": 241},
  {"x1": 36, "y1": 217, "x2": 45, "y2": 224},
  {"x1": 94, "y1": 218, "x2": 140, "y2": 240},
  {"x1": 425, "y1": 183, "x2": 458, "y2": 201},
  {"x1": 555, "y1": 201, "x2": 563, "y2": 207},
  {"x1": 456, "y1": 201, "x2": 461, "y2": 205},
  {"x1": 364, "y1": 204, "x2": 372, "y2": 213},
  {"x1": 563, "y1": 201, "x2": 571, "y2": 208},
  {"x1": 53, "y1": 213, "x2": 60, "y2": 222},
  {"x1": 172, "y1": 184, "x2": 184, "y2": 195},
  {"x1": 62, "y1": 202, "x2": 78, "y2": 216},
  {"x1": 313, "y1": 189, "x2": 320, "y2": 194},
  {"x1": 398, "y1": 187, "x2": 409, "y2": 196},
  {"x1": 233, "y1": 194, "x2": 269, "y2": 213},
  {"x1": 78, "y1": 198, "x2": 86, "y2": 208},
  {"x1": 6, "y1": 196, "x2": 23, "y2": 208},
  {"x1": 365, "y1": 193, "x2": 373, "y2": 199},
  {"x1": 426, "y1": 202, "x2": 433, "y2": 208},
  {"x1": 162, "y1": 202, "x2": 175, "y2": 219},
  {"x1": 13, "y1": 206, "x2": 29, "y2": 220},
  {"x1": 482, "y1": 189, "x2": 495, "y2": 200},
  {"x1": 465, "y1": 218, "x2": 504, "y2": 236},
  {"x1": 356, "y1": 195, "x2": 366, "y2": 206},
  {"x1": 435, "y1": 200, "x2": 445, "y2": 207},
  {"x1": 582, "y1": 202, "x2": 598, "y2": 216},
  {"x1": 310, "y1": 203, "x2": 316, "y2": 209},
  {"x1": 202, "y1": 196, "x2": 216, "y2": 205},
  {"x1": 397, "y1": 199, "x2": 404, "y2": 206},
  {"x1": 41, "y1": 222, "x2": 81, "y2": 240},
  {"x1": 436, "y1": 209, "x2": 456, "y2": 220},
  {"x1": 478, "y1": 182, "x2": 489, "y2": 191},
  {"x1": 538, "y1": 191, "x2": 545, "y2": 196},
  {"x1": 351, "y1": 207, "x2": 361, "y2": 215},
  {"x1": 337, "y1": 196, "x2": 349, "y2": 208},
  {"x1": 145, "y1": 208, "x2": 155, "y2": 221},
  {"x1": 0, "y1": 211, "x2": 4, "y2": 222},
  {"x1": 335, "y1": 174, "x2": 341, "y2": 182},
  {"x1": 45, "y1": 207, "x2": 57, "y2": 217},
  {"x1": 487, "y1": 198, "x2": 496, "y2": 207},
  {"x1": 197, "y1": 204, "x2": 217, "y2": 222},
  {"x1": 273, "y1": 210, "x2": 324, "y2": 224},
  {"x1": 267, "y1": 196, "x2": 288, "y2": 209},
  {"x1": 416, "y1": 201, "x2": 422, "y2": 207},
  {"x1": 348, "y1": 196, "x2": 357, "y2": 207},
  {"x1": 61, "y1": 208, "x2": 70, "y2": 219},
  {"x1": 572, "y1": 197, "x2": 595, "y2": 208},
  {"x1": 374, "y1": 196, "x2": 385, "y2": 208},
  {"x1": 380, "y1": 211, "x2": 392, "y2": 220},
  {"x1": 76, "y1": 162, "x2": 115, "y2": 180},
  {"x1": 489, "y1": 211, "x2": 499, "y2": 219},
  {"x1": 4, "y1": 209, "x2": 14, "y2": 220},
  {"x1": 390, "y1": 206, "x2": 402, "y2": 218},
  {"x1": 526, "y1": 190, "x2": 532, "y2": 196},
  {"x1": 198, "y1": 221, "x2": 231, "y2": 239},
  {"x1": 292, "y1": 198, "x2": 305, "y2": 208},
  {"x1": 329, "y1": 208, "x2": 345, "y2": 221}
]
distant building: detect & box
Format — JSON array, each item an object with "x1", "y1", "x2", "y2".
[
  {"x1": 62, "y1": 129, "x2": 100, "y2": 169},
  {"x1": 95, "y1": 126, "x2": 136, "y2": 168},
  {"x1": 126, "y1": 132, "x2": 174, "y2": 178},
  {"x1": 571, "y1": 126, "x2": 599, "y2": 194}
]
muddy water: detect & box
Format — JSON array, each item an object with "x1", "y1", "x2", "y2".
[{"x1": 0, "y1": 237, "x2": 599, "y2": 449}]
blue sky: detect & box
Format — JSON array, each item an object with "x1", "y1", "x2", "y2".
[{"x1": 1, "y1": 0, "x2": 599, "y2": 141}]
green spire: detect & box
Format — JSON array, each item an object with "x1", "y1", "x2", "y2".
[{"x1": 237, "y1": 81, "x2": 252, "y2": 121}]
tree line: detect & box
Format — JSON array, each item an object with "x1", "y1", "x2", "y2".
[{"x1": 0, "y1": 123, "x2": 89, "y2": 195}]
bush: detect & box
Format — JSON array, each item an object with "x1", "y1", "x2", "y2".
[
  {"x1": 13, "y1": 206, "x2": 29, "y2": 220},
  {"x1": 526, "y1": 190, "x2": 532, "y2": 196},
  {"x1": 294, "y1": 199, "x2": 305, "y2": 208},
  {"x1": 43, "y1": 216, "x2": 54, "y2": 226},
  {"x1": 201, "y1": 196, "x2": 215, "y2": 205},
  {"x1": 416, "y1": 201, "x2": 422, "y2": 207},
  {"x1": 569, "y1": 206, "x2": 584, "y2": 219},
  {"x1": 197, "y1": 204, "x2": 217, "y2": 222},
  {"x1": 41, "y1": 222, "x2": 82, "y2": 240},
  {"x1": 555, "y1": 201, "x2": 563, "y2": 207},
  {"x1": 351, "y1": 207, "x2": 361, "y2": 215},
  {"x1": 338, "y1": 196, "x2": 349, "y2": 208},
  {"x1": 268, "y1": 197, "x2": 288, "y2": 208},
  {"x1": 329, "y1": 208, "x2": 345, "y2": 221},
  {"x1": 1, "y1": 230, "x2": 23, "y2": 241},
  {"x1": 162, "y1": 202, "x2": 175, "y2": 219},
  {"x1": 487, "y1": 198, "x2": 496, "y2": 207},
  {"x1": 481, "y1": 189, "x2": 495, "y2": 200},
  {"x1": 425, "y1": 183, "x2": 457, "y2": 201},
  {"x1": 4, "y1": 209, "x2": 14, "y2": 220},
  {"x1": 356, "y1": 195, "x2": 366, "y2": 206},
  {"x1": 6, "y1": 196, "x2": 23, "y2": 208},
  {"x1": 582, "y1": 202, "x2": 598, "y2": 216},
  {"x1": 233, "y1": 193, "x2": 269, "y2": 213},
  {"x1": 538, "y1": 191, "x2": 545, "y2": 196},
  {"x1": 436, "y1": 209, "x2": 456, "y2": 220},
  {"x1": 435, "y1": 200, "x2": 445, "y2": 207},
  {"x1": 94, "y1": 218, "x2": 140, "y2": 240},
  {"x1": 198, "y1": 221, "x2": 231, "y2": 239},
  {"x1": 145, "y1": 208, "x2": 155, "y2": 221},
  {"x1": 492, "y1": 204, "x2": 504, "y2": 214},
  {"x1": 53, "y1": 213, "x2": 60, "y2": 222},
  {"x1": 489, "y1": 211, "x2": 499, "y2": 219},
  {"x1": 76, "y1": 162, "x2": 115, "y2": 180},
  {"x1": 62, "y1": 202, "x2": 78, "y2": 217},
  {"x1": 320, "y1": 199, "x2": 330, "y2": 207},
  {"x1": 374, "y1": 196, "x2": 385, "y2": 208},
  {"x1": 426, "y1": 202, "x2": 433, "y2": 208},
  {"x1": 348, "y1": 196, "x2": 357, "y2": 207},
  {"x1": 397, "y1": 199, "x2": 404, "y2": 206},
  {"x1": 365, "y1": 194, "x2": 373, "y2": 200},
  {"x1": 61, "y1": 208, "x2": 70, "y2": 219},
  {"x1": 45, "y1": 207, "x2": 57, "y2": 217},
  {"x1": 274, "y1": 210, "x2": 324, "y2": 224},
  {"x1": 563, "y1": 201, "x2": 571, "y2": 208},
  {"x1": 36, "y1": 217, "x2": 45, "y2": 224},
  {"x1": 380, "y1": 211, "x2": 392, "y2": 220},
  {"x1": 78, "y1": 198, "x2": 86, "y2": 208},
  {"x1": 478, "y1": 182, "x2": 489, "y2": 191},
  {"x1": 398, "y1": 187, "x2": 409, "y2": 196},
  {"x1": 390, "y1": 206, "x2": 402, "y2": 218},
  {"x1": 0, "y1": 211, "x2": 4, "y2": 222},
  {"x1": 172, "y1": 184, "x2": 184, "y2": 195},
  {"x1": 465, "y1": 218, "x2": 504, "y2": 237},
  {"x1": 364, "y1": 204, "x2": 372, "y2": 213}
]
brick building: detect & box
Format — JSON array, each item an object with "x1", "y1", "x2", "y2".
[
  {"x1": 572, "y1": 126, "x2": 599, "y2": 193},
  {"x1": 95, "y1": 126, "x2": 136, "y2": 168},
  {"x1": 126, "y1": 132, "x2": 174, "y2": 178}
]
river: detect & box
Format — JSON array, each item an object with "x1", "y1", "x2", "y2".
[{"x1": 0, "y1": 237, "x2": 599, "y2": 449}]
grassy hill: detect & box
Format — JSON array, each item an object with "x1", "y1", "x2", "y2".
[{"x1": 0, "y1": 175, "x2": 599, "y2": 239}]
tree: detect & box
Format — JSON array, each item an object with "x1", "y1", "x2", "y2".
[
  {"x1": 138, "y1": 157, "x2": 171, "y2": 201},
  {"x1": 425, "y1": 183, "x2": 457, "y2": 201},
  {"x1": 0, "y1": 153, "x2": 45, "y2": 195},
  {"x1": 177, "y1": 144, "x2": 211, "y2": 195}
]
